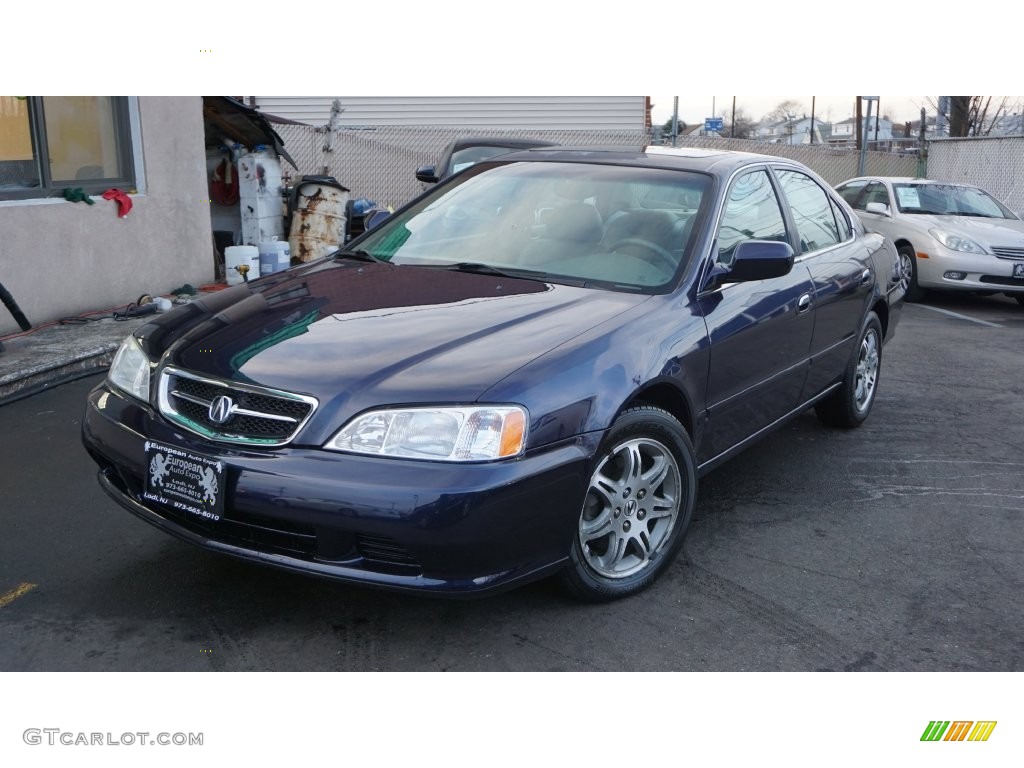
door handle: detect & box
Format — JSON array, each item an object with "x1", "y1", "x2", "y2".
[
  {"x1": 861, "y1": 268, "x2": 872, "y2": 286},
  {"x1": 797, "y1": 293, "x2": 813, "y2": 314}
]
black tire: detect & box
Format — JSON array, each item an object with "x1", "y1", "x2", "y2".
[
  {"x1": 559, "y1": 405, "x2": 697, "y2": 602},
  {"x1": 898, "y1": 245, "x2": 927, "y2": 302},
  {"x1": 815, "y1": 312, "x2": 883, "y2": 429}
]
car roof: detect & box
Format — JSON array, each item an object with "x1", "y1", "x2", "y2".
[
  {"x1": 840, "y1": 176, "x2": 941, "y2": 185},
  {"x1": 447, "y1": 137, "x2": 558, "y2": 151},
  {"x1": 492, "y1": 145, "x2": 807, "y2": 177}
]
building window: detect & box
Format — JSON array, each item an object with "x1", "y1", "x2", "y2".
[{"x1": 0, "y1": 96, "x2": 136, "y2": 200}]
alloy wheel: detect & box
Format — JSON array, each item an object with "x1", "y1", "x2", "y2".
[
  {"x1": 854, "y1": 328, "x2": 880, "y2": 412},
  {"x1": 579, "y1": 437, "x2": 681, "y2": 579}
]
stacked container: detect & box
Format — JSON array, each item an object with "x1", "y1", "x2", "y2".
[{"x1": 237, "y1": 147, "x2": 285, "y2": 247}]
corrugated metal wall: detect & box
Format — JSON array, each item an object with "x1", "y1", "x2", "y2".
[{"x1": 253, "y1": 96, "x2": 648, "y2": 130}]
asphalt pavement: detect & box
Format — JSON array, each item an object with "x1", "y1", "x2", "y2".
[{"x1": 1, "y1": 292, "x2": 1022, "y2": 671}]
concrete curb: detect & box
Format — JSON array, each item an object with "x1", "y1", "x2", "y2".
[{"x1": 0, "y1": 317, "x2": 149, "y2": 406}]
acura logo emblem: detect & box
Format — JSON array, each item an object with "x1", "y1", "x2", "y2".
[{"x1": 208, "y1": 395, "x2": 235, "y2": 424}]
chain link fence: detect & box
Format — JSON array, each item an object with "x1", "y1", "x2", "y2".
[
  {"x1": 668, "y1": 134, "x2": 920, "y2": 184},
  {"x1": 273, "y1": 123, "x2": 926, "y2": 208},
  {"x1": 925, "y1": 136, "x2": 1024, "y2": 214},
  {"x1": 275, "y1": 125, "x2": 650, "y2": 209},
  {"x1": 275, "y1": 118, "x2": 1024, "y2": 212}
]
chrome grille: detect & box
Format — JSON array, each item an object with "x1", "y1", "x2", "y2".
[
  {"x1": 990, "y1": 246, "x2": 1024, "y2": 260},
  {"x1": 158, "y1": 367, "x2": 317, "y2": 446}
]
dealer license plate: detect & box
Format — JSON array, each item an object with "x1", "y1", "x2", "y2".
[
  {"x1": 1013, "y1": 262, "x2": 1024, "y2": 278},
  {"x1": 143, "y1": 441, "x2": 225, "y2": 521}
]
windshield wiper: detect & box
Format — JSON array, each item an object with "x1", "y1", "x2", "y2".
[
  {"x1": 333, "y1": 249, "x2": 384, "y2": 263},
  {"x1": 438, "y1": 262, "x2": 525, "y2": 278}
]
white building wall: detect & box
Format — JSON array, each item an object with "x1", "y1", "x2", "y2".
[
  {"x1": 252, "y1": 96, "x2": 648, "y2": 130},
  {"x1": 0, "y1": 97, "x2": 213, "y2": 334}
]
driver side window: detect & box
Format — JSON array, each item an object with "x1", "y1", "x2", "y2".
[{"x1": 717, "y1": 170, "x2": 788, "y2": 265}]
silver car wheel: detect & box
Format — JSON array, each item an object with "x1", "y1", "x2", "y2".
[
  {"x1": 854, "y1": 328, "x2": 880, "y2": 412},
  {"x1": 579, "y1": 437, "x2": 681, "y2": 579},
  {"x1": 897, "y1": 250, "x2": 913, "y2": 294}
]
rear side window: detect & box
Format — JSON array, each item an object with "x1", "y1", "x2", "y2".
[
  {"x1": 863, "y1": 182, "x2": 890, "y2": 209},
  {"x1": 775, "y1": 169, "x2": 841, "y2": 254},
  {"x1": 716, "y1": 169, "x2": 788, "y2": 265},
  {"x1": 836, "y1": 180, "x2": 868, "y2": 208}
]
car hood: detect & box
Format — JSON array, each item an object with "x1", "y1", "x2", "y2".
[
  {"x1": 904, "y1": 213, "x2": 1024, "y2": 247},
  {"x1": 139, "y1": 260, "x2": 649, "y2": 438}
]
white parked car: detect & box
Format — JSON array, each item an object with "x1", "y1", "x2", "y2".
[{"x1": 835, "y1": 177, "x2": 1024, "y2": 304}]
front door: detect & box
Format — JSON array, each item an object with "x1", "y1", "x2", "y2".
[{"x1": 698, "y1": 168, "x2": 815, "y2": 463}]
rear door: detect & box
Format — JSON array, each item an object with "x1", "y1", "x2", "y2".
[
  {"x1": 697, "y1": 167, "x2": 815, "y2": 463},
  {"x1": 774, "y1": 167, "x2": 872, "y2": 398}
]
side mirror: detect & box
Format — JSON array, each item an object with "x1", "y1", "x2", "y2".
[
  {"x1": 723, "y1": 240, "x2": 795, "y2": 283},
  {"x1": 865, "y1": 201, "x2": 891, "y2": 216},
  {"x1": 363, "y1": 209, "x2": 392, "y2": 231},
  {"x1": 415, "y1": 165, "x2": 440, "y2": 184}
]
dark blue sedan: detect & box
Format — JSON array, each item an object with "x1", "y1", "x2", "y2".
[{"x1": 82, "y1": 146, "x2": 903, "y2": 600}]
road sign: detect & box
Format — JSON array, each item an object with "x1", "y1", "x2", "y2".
[{"x1": 704, "y1": 117, "x2": 724, "y2": 132}]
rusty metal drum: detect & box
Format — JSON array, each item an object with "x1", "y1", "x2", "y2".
[{"x1": 287, "y1": 176, "x2": 350, "y2": 262}]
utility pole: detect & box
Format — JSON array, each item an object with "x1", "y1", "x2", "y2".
[
  {"x1": 858, "y1": 97, "x2": 878, "y2": 176},
  {"x1": 856, "y1": 98, "x2": 863, "y2": 150},
  {"x1": 671, "y1": 96, "x2": 679, "y2": 147},
  {"x1": 731, "y1": 96, "x2": 736, "y2": 138},
  {"x1": 810, "y1": 96, "x2": 816, "y2": 144},
  {"x1": 918, "y1": 106, "x2": 927, "y2": 177}
]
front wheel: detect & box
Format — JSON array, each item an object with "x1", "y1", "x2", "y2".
[
  {"x1": 560, "y1": 406, "x2": 697, "y2": 601},
  {"x1": 815, "y1": 312, "x2": 883, "y2": 428},
  {"x1": 898, "y1": 245, "x2": 926, "y2": 302}
]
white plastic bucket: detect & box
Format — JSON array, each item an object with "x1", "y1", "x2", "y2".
[
  {"x1": 225, "y1": 245, "x2": 260, "y2": 285},
  {"x1": 259, "y1": 239, "x2": 291, "y2": 275}
]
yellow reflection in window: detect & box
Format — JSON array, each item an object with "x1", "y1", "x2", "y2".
[
  {"x1": 43, "y1": 96, "x2": 120, "y2": 181},
  {"x1": 0, "y1": 96, "x2": 33, "y2": 161}
]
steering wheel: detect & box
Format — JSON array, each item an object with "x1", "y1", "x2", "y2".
[{"x1": 609, "y1": 237, "x2": 677, "y2": 273}]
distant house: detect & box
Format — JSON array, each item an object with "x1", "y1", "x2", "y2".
[
  {"x1": 830, "y1": 116, "x2": 894, "y2": 146},
  {"x1": 992, "y1": 113, "x2": 1024, "y2": 136},
  {"x1": 755, "y1": 117, "x2": 829, "y2": 145}
]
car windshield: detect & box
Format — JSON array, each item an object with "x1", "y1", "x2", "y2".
[
  {"x1": 353, "y1": 161, "x2": 711, "y2": 292},
  {"x1": 892, "y1": 183, "x2": 1017, "y2": 219}
]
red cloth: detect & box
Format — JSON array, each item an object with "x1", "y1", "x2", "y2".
[
  {"x1": 102, "y1": 188, "x2": 133, "y2": 218},
  {"x1": 210, "y1": 158, "x2": 239, "y2": 205}
]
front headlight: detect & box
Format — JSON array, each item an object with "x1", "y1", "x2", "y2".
[
  {"x1": 929, "y1": 229, "x2": 988, "y2": 255},
  {"x1": 325, "y1": 405, "x2": 527, "y2": 461},
  {"x1": 107, "y1": 335, "x2": 152, "y2": 401}
]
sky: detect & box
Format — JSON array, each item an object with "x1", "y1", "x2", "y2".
[
  {"x1": 649, "y1": 96, "x2": 937, "y2": 127},
  {"x1": 6, "y1": 4, "x2": 1023, "y2": 105}
]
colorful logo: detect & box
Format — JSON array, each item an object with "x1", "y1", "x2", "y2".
[{"x1": 921, "y1": 721, "x2": 997, "y2": 742}]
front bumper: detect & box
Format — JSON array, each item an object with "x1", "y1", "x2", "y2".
[
  {"x1": 82, "y1": 383, "x2": 600, "y2": 596},
  {"x1": 915, "y1": 243, "x2": 1024, "y2": 293}
]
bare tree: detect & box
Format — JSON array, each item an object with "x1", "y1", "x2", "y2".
[
  {"x1": 931, "y1": 96, "x2": 1021, "y2": 137},
  {"x1": 725, "y1": 107, "x2": 757, "y2": 139},
  {"x1": 761, "y1": 99, "x2": 806, "y2": 124}
]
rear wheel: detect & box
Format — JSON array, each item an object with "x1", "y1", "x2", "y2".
[
  {"x1": 815, "y1": 312, "x2": 883, "y2": 428},
  {"x1": 560, "y1": 406, "x2": 697, "y2": 602},
  {"x1": 898, "y1": 245, "x2": 926, "y2": 302}
]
